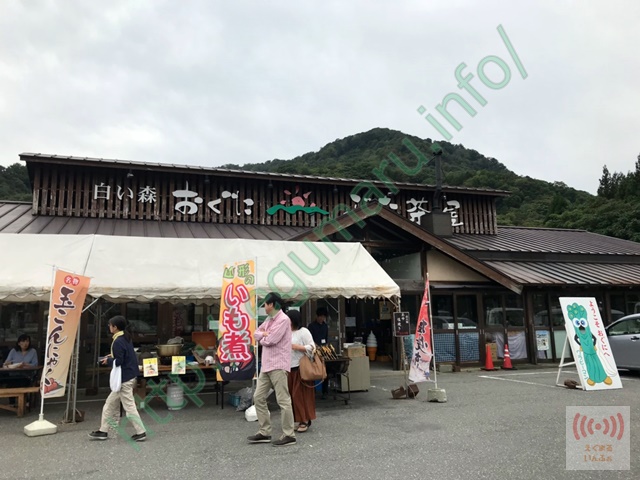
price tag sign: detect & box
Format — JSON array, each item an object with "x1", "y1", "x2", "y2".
[{"x1": 393, "y1": 312, "x2": 411, "y2": 337}]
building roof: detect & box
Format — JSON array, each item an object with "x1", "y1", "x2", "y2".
[
  {"x1": 486, "y1": 261, "x2": 640, "y2": 287},
  {"x1": 448, "y1": 226, "x2": 640, "y2": 256},
  {"x1": 0, "y1": 202, "x2": 303, "y2": 240},
  {"x1": 5, "y1": 200, "x2": 640, "y2": 289},
  {"x1": 19, "y1": 152, "x2": 511, "y2": 197}
]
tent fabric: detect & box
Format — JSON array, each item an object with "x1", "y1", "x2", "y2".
[{"x1": 0, "y1": 234, "x2": 400, "y2": 303}]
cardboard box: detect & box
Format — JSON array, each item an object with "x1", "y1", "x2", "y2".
[
  {"x1": 344, "y1": 345, "x2": 366, "y2": 358},
  {"x1": 489, "y1": 343, "x2": 498, "y2": 362}
]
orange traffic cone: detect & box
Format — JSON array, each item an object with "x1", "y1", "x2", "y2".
[
  {"x1": 481, "y1": 344, "x2": 496, "y2": 371},
  {"x1": 501, "y1": 344, "x2": 516, "y2": 370}
]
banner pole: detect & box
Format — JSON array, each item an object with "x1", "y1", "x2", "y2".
[
  {"x1": 254, "y1": 257, "x2": 259, "y2": 385},
  {"x1": 38, "y1": 266, "x2": 57, "y2": 419},
  {"x1": 23, "y1": 266, "x2": 59, "y2": 436},
  {"x1": 425, "y1": 273, "x2": 446, "y2": 403},
  {"x1": 427, "y1": 273, "x2": 438, "y2": 390}
]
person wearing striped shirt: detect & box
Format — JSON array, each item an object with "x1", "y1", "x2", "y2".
[{"x1": 247, "y1": 292, "x2": 296, "y2": 447}]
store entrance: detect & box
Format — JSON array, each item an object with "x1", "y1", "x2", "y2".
[{"x1": 431, "y1": 293, "x2": 481, "y2": 366}]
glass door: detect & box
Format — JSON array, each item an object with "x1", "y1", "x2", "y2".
[{"x1": 455, "y1": 294, "x2": 480, "y2": 364}]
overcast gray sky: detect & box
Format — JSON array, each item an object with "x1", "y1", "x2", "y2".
[{"x1": 1, "y1": 1, "x2": 638, "y2": 194}]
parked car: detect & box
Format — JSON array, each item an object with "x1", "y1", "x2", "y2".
[{"x1": 606, "y1": 313, "x2": 640, "y2": 372}]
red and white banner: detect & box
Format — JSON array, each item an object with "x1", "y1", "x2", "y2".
[
  {"x1": 216, "y1": 260, "x2": 257, "y2": 381},
  {"x1": 42, "y1": 269, "x2": 90, "y2": 398},
  {"x1": 408, "y1": 277, "x2": 434, "y2": 383}
]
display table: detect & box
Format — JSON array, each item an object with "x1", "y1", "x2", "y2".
[{"x1": 136, "y1": 364, "x2": 225, "y2": 409}]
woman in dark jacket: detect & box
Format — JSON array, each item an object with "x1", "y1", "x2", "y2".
[{"x1": 89, "y1": 315, "x2": 147, "y2": 442}]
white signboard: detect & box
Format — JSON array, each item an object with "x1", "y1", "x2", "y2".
[{"x1": 559, "y1": 297, "x2": 622, "y2": 391}]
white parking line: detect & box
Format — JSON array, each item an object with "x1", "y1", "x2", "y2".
[
  {"x1": 478, "y1": 375, "x2": 558, "y2": 389},
  {"x1": 479, "y1": 371, "x2": 638, "y2": 388},
  {"x1": 493, "y1": 371, "x2": 572, "y2": 376}
]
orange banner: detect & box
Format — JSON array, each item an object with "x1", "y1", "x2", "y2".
[
  {"x1": 216, "y1": 260, "x2": 256, "y2": 381},
  {"x1": 42, "y1": 269, "x2": 90, "y2": 398}
]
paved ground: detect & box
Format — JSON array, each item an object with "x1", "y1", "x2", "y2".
[{"x1": 1, "y1": 367, "x2": 639, "y2": 480}]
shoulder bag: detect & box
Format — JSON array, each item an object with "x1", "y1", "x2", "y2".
[{"x1": 299, "y1": 348, "x2": 327, "y2": 381}]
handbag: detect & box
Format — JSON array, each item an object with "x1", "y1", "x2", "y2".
[
  {"x1": 110, "y1": 362, "x2": 122, "y2": 392},
  {"x1": 299, "y1": 348, "x2": 327, "y2": 381}
]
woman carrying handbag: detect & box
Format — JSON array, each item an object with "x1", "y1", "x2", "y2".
[{"x1": 288, "y1": 310, "x2": 317, "y2": 433}]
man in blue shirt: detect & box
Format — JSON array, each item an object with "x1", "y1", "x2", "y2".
[{"x1": 307, "y1": 307, "x2": 329, "y2": 398}]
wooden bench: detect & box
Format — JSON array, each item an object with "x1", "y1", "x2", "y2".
[{"x1": 0, "y1": 387, "x2": 39, "y2": 417}]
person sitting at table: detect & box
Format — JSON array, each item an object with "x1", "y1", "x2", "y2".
[
  {"x1": 2, "y1": 334, "x2": 38, "y2": 406},
  {"x1": 3, "y1": 334, "x2": 38, "y2": 367}
]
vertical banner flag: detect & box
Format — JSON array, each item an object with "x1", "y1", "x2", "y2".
[
  {"x1": 409, "y1": 277, "x2": 434, "y2": 383},
  {"x1": 42, "y1": 269, "x2": 90, "y2": 398},
  {"x1": 216, "y1": 260, "x2": 257, "y2": 381},
  {"x1": 559, "y1": 297, "x2": 622, "y2": 391}
]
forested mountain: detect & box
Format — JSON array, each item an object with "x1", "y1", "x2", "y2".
[
  {"x1": 2, "y1": 128, "x2": 639, "y2": 241},
  {"x1": 223, "y1": 128, "x2": 597, "y2": 230},
  {"x1": 0, "y1": 163, "x2": 31, "y2": 201}
]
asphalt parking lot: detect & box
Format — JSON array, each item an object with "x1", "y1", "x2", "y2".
[{"x1": 1, "y1": 367, "x2": 638, "y2": 480}]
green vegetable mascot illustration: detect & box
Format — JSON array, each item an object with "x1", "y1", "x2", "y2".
[{"x1": 567, "y1": 303, "x2": 612, "y2": 386}]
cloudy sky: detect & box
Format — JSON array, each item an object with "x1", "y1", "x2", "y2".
[{"x1": 1, "y1": 1, "x2": 638, "y2": 193}]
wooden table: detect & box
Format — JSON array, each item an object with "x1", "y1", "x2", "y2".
[
  {"x1": 0, "y1": 365, "x2": 41, "y2": 385},
  {"x1": 0, "y1": 366, "x2": 42, "y2": 417}
]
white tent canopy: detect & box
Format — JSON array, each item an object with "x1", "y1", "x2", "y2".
[{"x1": 0, "y1": 234, "x2": 400, "y2": 303}]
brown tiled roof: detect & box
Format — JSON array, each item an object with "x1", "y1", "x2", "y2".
[
  {"x1": 487, "y1": 261, "x2": 640, "y2": 286},
  {"x1": 19, "y1": 152, "x2": 511, "y2": 196},
  {"x1": 5, "y1": 201, "x2": 640, "y2": 289},
  {"x1": 449, "y1": 226, "x2": 640, "y2": 256},
  {"x1": 0, "y1": 202, "x2": 303, "y2": 240}
]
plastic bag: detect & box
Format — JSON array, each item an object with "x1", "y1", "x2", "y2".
[
  {"x1": 244, "y1": 405, "x2": 258, "y2": 422},
  {"x1": 110, "y1": 363, "x2": 122, "y2": 392},
  {"x1": 236, "y1": 387, "x2": 254, "y2": 411}
]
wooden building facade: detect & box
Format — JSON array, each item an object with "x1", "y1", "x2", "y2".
[{"x1": 2, "y1": 152, "x2": 640, "y2": 381}]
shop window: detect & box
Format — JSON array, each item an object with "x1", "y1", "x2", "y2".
[
  {"x1": 482, "y1": 294, "x2": 502, "y2": 328},
  {"x1": 627, "y1": 294, "x2": 640, "y2": 315},
  {"x1": 532, "y1": 293, "x2": 549, "y2": 327},
  {"x1": 610, "y1": 294, "x2": 626, "y2": 316},
  {"x1": 505, "y1": 294, "x2": 524, "y2": 327},
  {"x1": 432, "y1": 295, "x2": 454, "y2": 330},
  {"x1": 456, "y1": 295, "x2": 478, "y2": 329}
]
